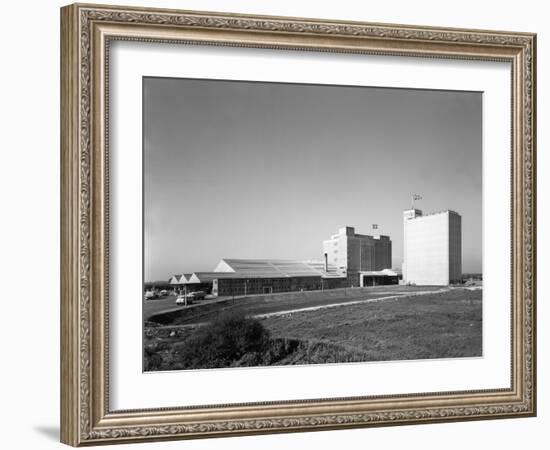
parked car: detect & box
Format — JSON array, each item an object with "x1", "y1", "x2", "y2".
[
  {"x1": 159, "y1": 289, "x2": 168, "y2": 297},
  {"x1": 144, "y1": 291, "x2": 157, "y2": 300},
  {"x1": 188, "y1": 291, "x2": 206, "y2": 301},
  {"x1": 175, "y1": 295, "x2": 191, "y2": 305}
]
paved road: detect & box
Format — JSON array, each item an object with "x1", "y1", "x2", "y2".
[
  {"x1": 143, "y1": 295, "x2": 180, "y2": 320},
  {"x1": 255, "y1": 289, "x2": 451, "y2": 319},
  {"x1": 144, "y1": 294, "x2": 242, "y2": 320},
  {"x1": 144, "y1": 294, "x2": 242, "y2": 321}
]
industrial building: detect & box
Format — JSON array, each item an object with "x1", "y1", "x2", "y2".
[
  {"x1": 323, "y1": 226, "x2": 393, "y2": 287},
  {"x1": 168, "y1": 226, "x2": 395, "y2": 297},
  {"x1": 165, "y1": 206, "x2": 464, "y2": 295},
  {"x1": 170, "y1": 261, "x2": 343, "y2": 297},
  {"x1": 210, "y1": 259, "x2": 346, "y2": 296},
  {"x1": 402, "y1": 209, "x2": 462, "y2": 285}
]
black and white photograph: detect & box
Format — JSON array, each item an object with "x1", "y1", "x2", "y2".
[
  {"x1": 1, "y1": 0, "x2": 543, "y2": 447},
  {"x1": 143, "y1": 77, "x2": 483, "y2": 372}
]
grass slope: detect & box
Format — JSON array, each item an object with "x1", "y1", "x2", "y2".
[
  {"x1": 262, "y1": 289, "x2": 482, "y2": 362},
  {"x1": 144, "y1": 289, "x2": 482, "y2": 371}
]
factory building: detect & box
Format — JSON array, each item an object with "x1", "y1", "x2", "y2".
[
  {"x1": 323, "y1": 226, "x2": 393, "y2": 287},
  {"x1": 170, "y1": 226, "x2": 395, "y2": 297},
  {"x1": 402, "y1": 209, "x2": 462, "y2": 286},
  {"x1": 175, "y1": 259, "x2": 346, "y2": 297}
]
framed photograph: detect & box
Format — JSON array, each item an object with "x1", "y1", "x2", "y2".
[{"x1": 60, "y1": 3, "x2": 536, "y2": 446}]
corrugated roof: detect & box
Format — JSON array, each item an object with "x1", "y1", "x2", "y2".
[
  {"x1": 218, "y1": 259, "x2": 319, "y2": 278},
  {"x1": 303, "y1": 261, "x2": 346, "y2": 279},
  {"x1": 187, "y1": 272, "x2": 243, "y2": 283},
  {"x1": 214, "y1": 259, "x2": 345, "y2": 279}
]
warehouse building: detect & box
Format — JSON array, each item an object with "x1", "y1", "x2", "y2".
[
  {"x1": 210, "y1": 259, "x2": 346, "y2": 296},
  {"x1": 402, "y1": 209, "x2": 462, "y2": 285},
  {"x1": 174, "y1": 262, "x2": 342, "y2": 297}
]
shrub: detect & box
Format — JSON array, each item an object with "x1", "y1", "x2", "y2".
[
  {"x1": 176, "y1": 311, "x2": 271, "y2": 369},
  {"x1": 261, "y1": 338, "x2": 300, "y2": 365},
  {"x1": 144, "y1": 346, "x2": 163, "y2": 371}
]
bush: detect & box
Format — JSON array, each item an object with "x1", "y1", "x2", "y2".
[
  {"x1": 144, "y1": 346, "x2": 163, "y2": 371},
  {"x1": 176, "y1": 311, "x2": 271, "y2": 369},
  {"x1": 261, "y1": 338, "x2": 300, "y2": 365}
]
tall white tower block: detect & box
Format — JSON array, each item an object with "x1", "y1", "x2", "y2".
[{"x1": 402, "y1": 209, "x2": 462, "y2": 286}]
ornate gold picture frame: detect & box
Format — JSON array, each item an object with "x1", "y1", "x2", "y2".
[{"x1": 60, "y1": 3, "x2": 536, "y2": 446}]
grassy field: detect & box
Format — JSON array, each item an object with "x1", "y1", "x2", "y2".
[
  {"x1": 261, "y1": 289, "x2": 482, "y2": 362},
  {"x1": 144, "y1": 287, "x2": 482, "y2": 371},
  {"x1": 147, "y1": 285, "x2": 444, "y2": 325}
]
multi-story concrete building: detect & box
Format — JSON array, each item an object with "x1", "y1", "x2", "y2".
[
  {"x1": 402, "y1": 209, "x2": 462, "y2": 286},
  {"x1": 323, "y1": 226, "x2": 392, "y2": 287}
]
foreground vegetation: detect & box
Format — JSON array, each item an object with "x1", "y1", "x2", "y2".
[
  {"x1": 144, "y1": 288, "x2": 482, "y2": 371},
  {"x1": 144, "y1": 312, "x2": 373, "y2": 371}
]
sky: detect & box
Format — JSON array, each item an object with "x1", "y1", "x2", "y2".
[{"x1": 144, "y1": 77, "x2": 482, "y2": 281}]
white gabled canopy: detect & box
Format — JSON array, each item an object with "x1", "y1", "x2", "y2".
[
  {"x1": 187, "y1": 273, "x2": 201, "y2": 284},
  {"x1": 359, "y1": 269, "x2": 399, "y2": 277},
  {"x1": 169, "y1": 274, "x2": 193, "y2": 285},
  {"x1": 169, "y1": 274, "x2": 183, "y2": 284}
]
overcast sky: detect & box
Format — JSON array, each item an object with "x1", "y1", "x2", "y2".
[{"x1": 144, "y1": 77, "x2": 482, "y2": 281}]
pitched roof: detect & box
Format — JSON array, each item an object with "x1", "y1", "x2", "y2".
[
  {"x1": 169, "y1": 274, "x2": 193, "y2": 284},
  {"x1": 169, "y1": 274, "x2": 183, "y2": 284},
  {"x1": 213, "y1": 258, "x2": 345, "y2": 279},
  {"x1": 187, "y1": 272, "x2": 242, "y2": 283},
  {"x1": 304, "y1": 260, "x2": 346, "y2": 279}
]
